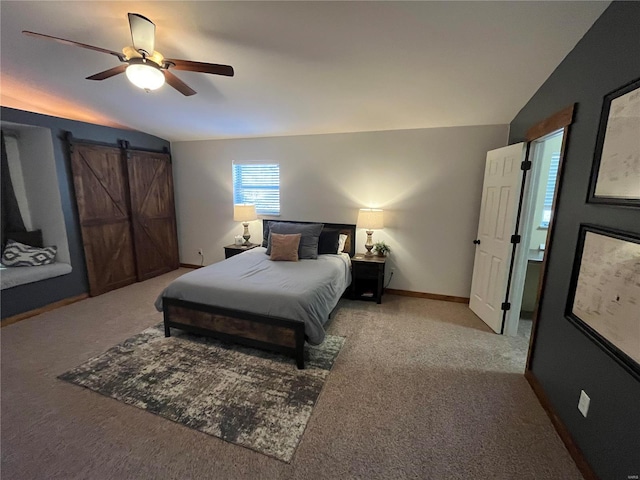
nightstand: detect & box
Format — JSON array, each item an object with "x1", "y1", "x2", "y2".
[
  {"x1": 351, "y1": 254, "x2": 386, "y2": 304},
  {"x1": 224, "y1": 243, "x2": 259, "y2": 259}
]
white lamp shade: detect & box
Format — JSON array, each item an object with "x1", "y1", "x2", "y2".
[
  {"x1": 357, "y1": 208, "x2": 384, "y2": 230},
  {"x1": 233, "y1": 204, "x2": 257, "y2": 222},
  {"x1": 126, "y1": 63, "x2": 165, "y2": 90}
]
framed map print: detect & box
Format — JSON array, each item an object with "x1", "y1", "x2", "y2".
[
  {"x1": 567, "y1": 225, "x2": 640, "y2": 378},
  {"x1": 588, "y1": 78, "x2": 640, "y2": 206}
]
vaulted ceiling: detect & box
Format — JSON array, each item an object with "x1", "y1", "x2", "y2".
[{"x1": 1, "y1": 1, "x2": 609, "y2": 142}]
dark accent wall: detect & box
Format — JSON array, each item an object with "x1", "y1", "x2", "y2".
[
  {"x1": 0, "y1": 107, "x2": 170, "y2": 319},
  {"x1": 509, "y1": 3, "x2": 640, "y2": 479}
]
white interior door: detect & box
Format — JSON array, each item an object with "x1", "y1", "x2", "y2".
[{"x1": 469, "y1": 143, "x2": 526, "y2": 333}]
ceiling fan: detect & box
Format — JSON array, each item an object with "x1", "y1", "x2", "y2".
[{"x1": 23, "y1": 13, "x2": 234, "y2": 96}]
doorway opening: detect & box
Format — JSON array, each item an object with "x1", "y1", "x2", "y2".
[
  {"x1": 469, "y1": 104, "x2": 574, "y2": 341},
  {"x1": 503, "y1": 128, "x2": 565, "y2": 338}
]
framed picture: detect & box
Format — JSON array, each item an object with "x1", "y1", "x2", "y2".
[
  {"x1": 588, "y1": 77, "x2": 640, "y2": 206},
  {"x1": 566, "y1": 225, "x2": 640, "y2": 378}
]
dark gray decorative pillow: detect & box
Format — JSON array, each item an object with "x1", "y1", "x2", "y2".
[
  {"x1": 1, "y1": 239, "x2": 57, "y2": 267},
  {"x1": 318, "y1": 228, "x2": 340, "y2": 255},
  {"x1": 5, "y1": 229, "x2": 43, "y2": 248},
  {"x1": 266, "y1": 222, "x2": 324, "y2": 259}
]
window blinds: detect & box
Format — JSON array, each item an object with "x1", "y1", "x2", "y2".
[
  {"x1": 541, "y1": 153, "x2": 560, "y2": 227},
  {"x1": 232, "y1": 163, "x2": 280, "y2": 216}
]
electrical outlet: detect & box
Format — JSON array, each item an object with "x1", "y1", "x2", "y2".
[
  {"x1": 197, "y1": 249, "x2": 203, "y2": 256},
  {"x1": 578, "y1": 390, "x2": 590, "y2": 417},
  {"x1": 390, "y1": 268, "x2": 395, "y2": 274}
]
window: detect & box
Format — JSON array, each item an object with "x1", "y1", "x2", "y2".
[
  {"x1": 541, "y1": 153, "x2": 560, "y2": 228},
  {"x1": 232, "y1": 163, "x2": 280, "y2": 216}
]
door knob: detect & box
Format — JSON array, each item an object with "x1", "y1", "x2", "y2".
[{"x1": 473, "y1": 239, "x2": 481, "y2": 245}]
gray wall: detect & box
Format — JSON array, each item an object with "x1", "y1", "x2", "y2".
[
  {"x1": 0, "y1": 107, "x2": 170, "y2": 319},
  {"x1": 508, "y1": 2, "x2": 640, "y2": 479},
  {"x1": 171, "y1": 124, "x2": 508, "y2": 298}
]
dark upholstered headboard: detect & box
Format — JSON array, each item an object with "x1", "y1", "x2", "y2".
[{"x1": 261, "y1": 220, "x2": 356, "y2": 257}]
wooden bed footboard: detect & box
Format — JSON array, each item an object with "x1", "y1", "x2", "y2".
[{"x1": 163, "y1": 297, "x2": 307, "y2": 369}]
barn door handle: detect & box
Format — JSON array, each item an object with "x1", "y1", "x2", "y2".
[{"x1": 473, "y1": 239, "x2": 481, "y2": 245}]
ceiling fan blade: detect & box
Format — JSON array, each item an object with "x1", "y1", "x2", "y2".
[
  {"x1": 86, "y1": 65, "x2": 128, "y2": 81},
  {"x1": 165, "y1": 59, "x2": 234, "y2": 77},
  {"x1": 128, "y1": 13, "x2": 155, "y2": 55},
  {"x1": 163, "y1": 70, "x2": 196, "y2": 96},
  {"x1": 23, "y1": 31, "x2": 127, "y2": 62}
]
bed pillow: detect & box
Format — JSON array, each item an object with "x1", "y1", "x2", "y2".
[
  {"x1": 269, "y1": 233, "x2": 301, "y2": 262},
  {"x1": 2, "y1": 239, "x2": 57, "y2": 267},
  {"x1": 266, "y1": 222, "x2": 324, "y2": 259},
  {"x1": 318, "y1": 228, "x2": 340, "y2": 255},
  {"x1": 337, "y1": 234, "x2": 348, "y2": 254},
  {"x1": 4, "y1": 230, "x2": 43, "y2": 249},
  {"x1": 261, "y1": 222, "x2": 270, "y2": 248}
]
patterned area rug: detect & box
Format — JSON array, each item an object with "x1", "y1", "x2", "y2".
[{"x1": 59, "y1": 324, "x2": 345, "y2": 462}]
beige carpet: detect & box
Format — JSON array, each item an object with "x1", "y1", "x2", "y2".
[{"x1": 1, "y1": 269, "x2": 581, "y2": 480}]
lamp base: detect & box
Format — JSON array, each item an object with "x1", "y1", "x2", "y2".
[
  {"x1": 242, "y1": 222, "x2": 251, "y2": 246},
  {"x1": 364, "y1": 230, "x2": 374, "y2": 256}
]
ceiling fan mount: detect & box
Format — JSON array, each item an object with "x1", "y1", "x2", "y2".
[{"x1": 23, "y1": 13, "x2": 234, "y2": 96}]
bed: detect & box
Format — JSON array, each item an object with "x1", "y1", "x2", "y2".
[{"x1": 156, "y1": 221, "x2": 355, "y2": 369}]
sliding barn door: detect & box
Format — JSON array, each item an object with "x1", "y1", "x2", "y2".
[
  {"x1": 70, "y1": 144, "x2": 137, "y2": 296},
  {"x1": 127, "y1": 150, "x2": 179, "y2": 281}
]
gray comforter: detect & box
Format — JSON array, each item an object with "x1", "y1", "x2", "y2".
[{"x1": 154, "y1": 247, "x2": 351, "y2": 345}]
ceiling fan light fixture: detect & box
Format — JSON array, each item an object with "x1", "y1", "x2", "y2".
[
  {"x1": 23, "y1": 12, "x2": 234, "y2": 97},
  {"x1": 125, "y1": 62, "x2": 165, "y2": 91}
]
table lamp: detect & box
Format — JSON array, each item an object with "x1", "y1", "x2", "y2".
[
  {"x1": 357, "y1": 208, "x2": 384, "y2": 256},
  {"x1": 233, "y1": 204, "x2": 257, "y2": 245}
]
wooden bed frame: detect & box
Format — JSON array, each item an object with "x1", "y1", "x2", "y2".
[{"x1": 163, "y1": 221, "x2": 356, "y2": 369}]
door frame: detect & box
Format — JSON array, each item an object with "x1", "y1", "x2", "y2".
[{"x1": 502, "y1": 105, "x2": 575, "y2": 370}]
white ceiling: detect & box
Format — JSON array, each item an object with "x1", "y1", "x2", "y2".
[{"x1": 1, "y1": 1, "x2": 609, "y2": 142}]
